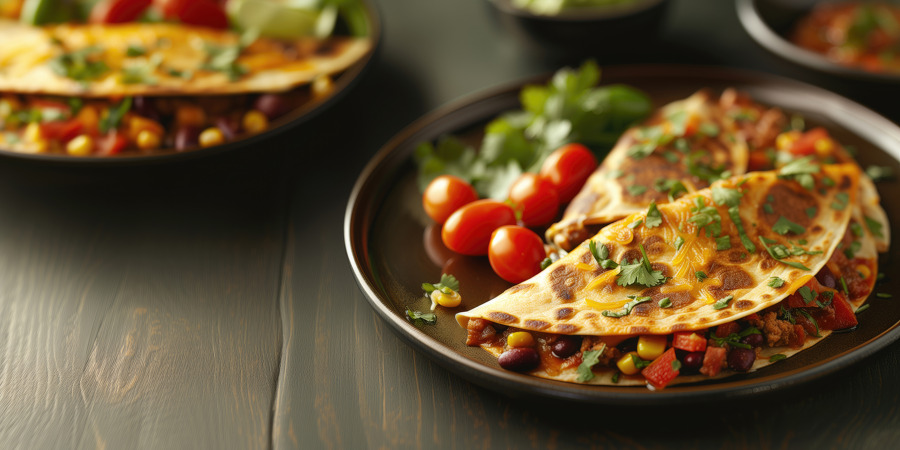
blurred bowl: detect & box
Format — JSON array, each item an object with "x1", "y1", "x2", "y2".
[
  {"x1": 488, "y1": 0, "x2": 670, "y2": 50},
  {"x1": 736, "y1": 0, "x2": 900, "y2": 82}
]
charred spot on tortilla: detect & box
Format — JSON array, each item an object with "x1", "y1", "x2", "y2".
[
  {"x1": 487, "y1": 312, "x2": 517, "y2": 324},
  {"x1": 550, "y1": 265, "x2": 583, "y2": 301},
  {"x1": 555, "y1": 324, "x2": 579, "y2": 333},
  {"x1": 735, "y1": 300, "x2": 754, "y2": 310},
  {"x1": 525, "y1": 320, "x2": 551, "y2": 330},
  {"x1": 763, "y1": 183, "x2": 817, "y2": 227},
  {"x1": 720, "y1": 268, "x2": 754, "y2": 290},
  {"x1": 556, "y1": 308, "x2": 574, "y2": 319}
]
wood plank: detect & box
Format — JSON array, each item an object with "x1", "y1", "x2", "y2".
[{"x1": 0, "y1": 159, "x2": 287, "y2": 449}]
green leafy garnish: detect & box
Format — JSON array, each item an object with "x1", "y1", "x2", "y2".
[
  {"x1": 540, "y1": 257, "x2": 552, "y2": 270},
  {"x1": 856, "y1": 304, "x2": 871, "y2": 314},
  {"x1": 779, "y1": 156, "x2": 819, "y2": 190},
  {"x1": 687, "y1": 151, "x2": 730, "y2": 183},
  {"x1": 645, "y1": 202, "x2": 662, "y2": 228},
  {"x1": 716, "y1": 235, "x2": 731, "y2": 251},
  {"x1": 798, "y1": 286, "x2": 817, "y2": 305},
  {"x1": 628, "y1": 219, "x2": 643, "y2": 229},
  {"x1": 49, "y1": 46, "x2": 110, "y2": 83},
  {"x1": 422, "y1": 274, "x2": 460, "y2": 295},
  {"x1": 658, "y1": 297, "x2": 672, "y2": 308},
  {"x1": 630, "y1": 353, "x2": 652, "y2": 369},
  {"x1": 415, "y1": 61, "x2": 651, "y2": 199},
  {"x1": 98, "y1": 97, "x2": 132, "y2": 134},
  {"x1": 654, "y1": 178, "x2": 688, "y2": 201},
  {"x1": 865, "y1": 165, "x2": 894, "y2": 182},
  {"x1": 768, "y1": 277, "x2": 785, "y2": 288},
  {"x1": 772, "y1": 216, "x2": 806, "y2": 235},
  {"x1": 699, "y1": 122, "x2": 720, "y2": 137},
  {"x1": 769, "y1": 354, "x2": 787, "y2": 362},
  {"x1": 576, "y1": 349, "x2": 603, "y2": 382},
  {"x1": 627, "y1": 185, "x2": 647, "y2": 196},
  {"x1": 709, "y1": 326, "x2": 759, "y2": 349},
  {"x1": 616, "y1": 244, "x2": 666, "y2": 288},
  {"x1": 713, "y1": 295, "x2": 734, "y2": 310},
  {"x1": 876, "y1": 292, "x2": 893, "y2": 298},
  {"x1": 711, "y1": 186, "x2": 742, "y2": 208},
  {"x1": 405, "y1": 308, "x2": 437, "y2": 326},
  {"x1": 840, "y1": 276, "x2": 849, "y2": 295},
  {"x1": 611, "y1": 372, "x2": 620, "y2": 383},
  {"x1": 865, "y1": 216, "x2": 884, "y2": 238},
  {"x1": 759, "y1": 236, "x2": 811, "y2": 271},
  {"x1": 602, "y1": 295, "x2": 652, "y2": 318},
  {"x1": 589, "y1": 241, "x2": 618, "y2": 269},
  {"x1": 844, "y1": 240, "x2": 862, "y2": 259},
  {"x1": 805, "y1": 207, "x2": 818, "y2": 218},
  {"x1": 850, "y1": 222, "x2": 864, "y2": 238},
  {"x1": 695, "y1": 271, "x2": 708, "y2": 282},
  {"x1": 674, "y1": 236, "x2": 685, "y2": 252},
  {"x1": 727, "y1": 207, "x2": 756, "y2": 253},
  {"x1": 796, "y1": 309, "x2": 821, "y2": 337},
  {"x1": 126, "y1": 45, "x2": 147, "y2": 57},
  {"x1": 688, "y1": 197, "x2": 722, "y2": 237},
  {"x1": 831, "y1": 192, "x2": 849, "y2": 211}
]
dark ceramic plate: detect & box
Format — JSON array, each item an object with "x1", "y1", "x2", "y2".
[
  {"x1": 0, "y1": 1, "x2": 380, "y2": 166},
  {"x1": 736, "y1": 0, "x2": 900, "y2": 82},
  {"x1": 345, "y1": 65, "x2": 900, "y2": 404}
]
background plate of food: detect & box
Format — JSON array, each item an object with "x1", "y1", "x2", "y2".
[
  {"x1": 345, "y1": 63, "x2": 900, "y2": 404},
  {"x1": 0, "y1": 0, "x2": 379, "y2": 163},
  {"x1": 737, "y1": 0, "x2": 900, "y2": 81}
]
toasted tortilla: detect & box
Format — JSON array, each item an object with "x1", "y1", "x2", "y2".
[
  {"x1": 546, "y1": 90, "x2": 757, "y2": 250},
  {"x1": 0, "y1": 20, "x2": 371, "y2": 96},
  {"x1": 458, "y1": 164, "x2": 860, "y2": 336}
]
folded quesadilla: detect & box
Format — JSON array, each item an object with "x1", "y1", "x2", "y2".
[{"x1": 458, "y1": 163, "x2": 877, "y2": 388}]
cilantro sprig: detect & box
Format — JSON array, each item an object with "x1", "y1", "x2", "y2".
[
  {"x1": 589, "y1": 241, "x2": 618, "y2": 269},
  {"x1": 422, "y1": 274, "x2": 460, "y2": 295},
  {"x1": 709, "y1": 326, "x2": 760, "y2": 349},
  {"x1": 602, "y1": 295, "x2": 652, "y2": 318},
  {"x1": 576, "y1": 346, "x2": 605, "y2": 382},
  {"x1": 405, "y1": 308, "x2": 436, "y2": 326},
  {"x1": 616, "y1": 244, "x2": 666, "y2": 288},
  {"x1": 772, "y1": 216, "x2": 806, "y2": 235},
  {"x1": 645, "y1": 202, "x2": 662, "y2": 228},
  {"x1": 779, "y1": 156, "x2": 819, "y2": 190},
  {"x1": 688, "y1": 197, "x2": 722, "y2": 237},
  {"x1": 759, "y1": 236, "x2": 812, "y2": 271}
]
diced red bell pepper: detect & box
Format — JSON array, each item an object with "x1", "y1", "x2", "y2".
[
  {"x1": 788, "y1": 127, "x2": 830, "y2": 156},
  {"x1": 642, "y1": 347, "x2": 680, "y2": 390},
  {"x1": 39, "y1": 120, "x2": 83, "y2": 142},
  {"x1": 97, "y1": 132, "x2": 128, "y2": 156},
  {"x1": 673, "y1": 331, "x2": 707, "y2": 353},
  {"x1": 90, "y1": 0, "x2": 153, "y2": 23},
  {"x1": 699, "y1": 346, "x2": 727, "y2": 377},
  {"x1": 789, "y1": 324, "x2": 807, "y2": 348},
  {"x1": 715, "y1": 321, "x2": 740, "y2": 338},
  {"x1": 814, "y1": 291, "x2": 858, "y2": 331}
]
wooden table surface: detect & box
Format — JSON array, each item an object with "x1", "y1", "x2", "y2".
[{"x1": 2, "y1": 0, "x2": 900, "y2": 448}]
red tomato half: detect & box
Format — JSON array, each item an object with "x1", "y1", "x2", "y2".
[
  {"x1": 507, "y1": 173, "x2": 559, "y2": 227},
  {"x1": 442, "y1": 200, "x2": 516, "y2": 256},
  {"x1": 423, "y1": 175, "x2": 478, "y2": 224},
  {"x1": 788, "y1": 127, "x2": 830, "y2": 156},
  {"x1": 488, "y1": 226, "x2": 546, "y2": 283},
  {"x1": 539, "y1": 143, "x2": 598, "y2": 204},
  {"x1": 90, "y1": 0, "x2": 152, "y2": 23}
]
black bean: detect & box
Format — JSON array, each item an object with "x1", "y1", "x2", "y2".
[
  {"x1": 682, "y1": 351, "x2": 705, "y2": 372},
  {"x1": 617, "y1": 337, "x2": 638, "y2": 354},
  {"x1": 498, "y1": 348, "x2": 540, "y2": 372},
  {"x1": 551, "y1": 336, "x2": 581, "y2": 358},
  {"x1": 132, "y1": 96, "x2": 159, "y2": 120},
  {"x1": 816, "y1": 266, "x2": 837, "y2": 289},
  {"x1": 741, "y1": 333, "x2": 765, "y2": 348},
  {"x1": 253, "y1": 94, "x2": 288, "y2": 119},
  {"x1": 174, "y1": 126, "x2": 199, "y2": 151},
  {"x1": 727, "y1": 348, "x2": 756, "y2": 372}
]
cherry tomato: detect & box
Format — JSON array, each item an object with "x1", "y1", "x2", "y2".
[
  {"x1": 90, "y1": 0, "x2": 152, "y2": 23},
  {"x1": 423, "y1": 175, "x2": 478, "y2": 224},
  {"x1": 39, "y1": 120, "x2": 83, "y2": 142},
  {"x1": 488, "y1": 226, "x2": 546, "y2": 283},
  {"x1": 155, "y1": 0, "x2": 228, "y2": 28},
  {"x1": 442, "y1": 200, "x2": 516, "y2": 256},
  {"x1": 97, "y1": 131, "x2": 128, "y2": 156},
  {"x1": 539, "y1": 143, "x2": 598, "y2": 204},
  {"x1": 508, "y1": 173, "x2": 560, "y2": 227},
  {"x1": 788, "y1": 127, "x2": 830, "y2": 156}
]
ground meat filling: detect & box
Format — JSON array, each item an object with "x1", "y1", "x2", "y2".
[
  {"x1": 465, "y1": 318, "x2": 496, "y2": 346},
  {"x1": 748, "y1": 311, "x2": 801, "y2": 348}
]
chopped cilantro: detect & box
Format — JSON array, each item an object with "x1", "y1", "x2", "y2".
[
  {"x1": 710, "y1": 326, "x2": 758, "y2": 348},
  {"x1": 589, "y1": 241, "x2": 618, "y2": 269},
  {"x1": 759, "y1": 236, "x2": 811, "y2": 271},
  {"x1": 654, "y1": 178, "x2": 688, "y2": 201},
  {"x1": 626, "y1": 185, "x2": 647, "y2": 196},
  {"x1": 674, "y1": 236, "x2": 685, "y2": 252},
  {"x1": 422, "y1": 273, "x2": 460, "y2": 295},
  {"x1": 674, "y1": 138, "x2": 690, "y2": 153},
  {"x1": 645, "y1": 202, "x2": 662, "y2": 228},
  {"x1": 779, "y1": 156, "x2": 819, "y2": 190},
  {"x1": 798, "y1": 286, "x2": 817, "y2": 305},
  {"x1": 831, "y1": 192, "x2": 849, "y2": 211},
  {"x1": 716, "y1": 235, "x2": 731, "y2": 250},
  {"x1": 850, "y1": 222, "x2": 864, "y2": 238},
  {"x1": 713, "y1": 295, "x2": 734, "y2": 310},
  {"x1": 616, "y1": 244, "x2": 666, "y2": 288},
  {"x1": 711, "y1": 186, "x2": 742, "y2": 208},
  {"x1": 805, "y1": 207, "x2": 818, "y2": 218},
  {"x1": 768, "y1": 277, "x2": 785, "y2": 288},
  {"x1": 687, "y1": 151, "x2": 730, "y2": 183},
  {"x1": 663, "y1": 151, "x2": 679, "y2": 163},
  {"x1": 876, "y1": 292, "x2": 892, "y2": 298},
  {"x1": 844, "y1": 240, "x2": 862, "y2": 259},
  {"x1": 856, "y1": 304, "x2": 870, "y2": 314},
  {"x1": 126, "y1": 45, "x2": 147, "y2": 57},
  {"x1": 699, "y1": 122, "x2": 720, "y2": 137},
  {"x1": 658, "y1": 297, "x2": 672, "y2": 308},
  {"x1": 611, "y1": 372, "x2": 620, "y2": 383},
  {"x1": 628, "y1": 220, "x2": 643, "y2": 229},
  {"x1": 772, "y1": 216, "x2": 806, "y2": 235},
  {"x1": 796, "y1": 309, "x2": 821, "y2": 337},
  {"x1": 98, "y1": 97, "x2": 132, "y2": 134},
  {"x1": 865, "y1": 216, "x2": 884, "y2": 238},
  {"x1": 630, "y1": 353, "x2": 652, "y2": 369},
  {"x1": 695, "y1": 271, "x2": 708, "y2": 282},
  {"x1": 576, "y1": 349, "x2": 602, "y2": 382},
  {"x1": 769, "y1": 354, "x2": 787, "y2": 362},
  {"x1": 602, "y1": 296, "x2": 652, "y2": 318},
  {"x1": 48, "y1": 46, "x2": 110, "y2": 82},
  {"x1": 840, "y1": 276, "x2": 849, "y2": 294},
  {"x1": 540, "y1": 257, "x2": 552, "y2": 270},
  {"x1": 671, "y1": 360, "x2": 683, "y2": 371},
  {"x1": 728, "y1": 207, "x2": 756, "y2": 253},
  {"x1": 405, "y1": 308, "x2": 437, "y2": 326},
  {"x1": 688, "y1": 197, "x2": 722, "y2": 237},
  {"x1": 627, "y1": 142, "x2": 656, "y2": 159}
]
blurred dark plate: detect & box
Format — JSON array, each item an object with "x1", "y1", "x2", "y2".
[
  {"x1": 737, "y1": 0, "x2": 900, "y2": 82},
  {"x1": 488, "y1": 0, "x2": 670, "y2": 50},
  {"x1": 345, "y1": 65, "x2": 900, "y2": 405},
  {"x1": 0, "y1": 0, "x2": 381, "y2": 166}
]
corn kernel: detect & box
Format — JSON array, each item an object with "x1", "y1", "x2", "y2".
[
  {"x1": 75, "y1": 105, "x2": 100, "y2": 135},
  {"x1": 776, "y1": 131, "x2": 798, "y2": 151},
  {"x1": 637, "y1": 335, "x2": 667, "y2": 360},
  {"x1": 312, "y1": 75, "x2": 334, "y2": 100},
  {"x1": 66, "y1": 134, "x2": 94, "y2": 156},
  {"x1": 136, "y1": 129, "x2": 161, "y2": 151},
  {"x1": 242, "y1": 110, "x2": 268, "y2": 134},
  {"x1": 430, "y1": 289, "x2": 461, "y2": 308},
  {"x1": 616, "y1": 351, "x2": 640, "y2": 375},
  {"x1": 128, "y1": 115, "x2": 164, "y2": 141},
  {"x1": 814, "y1": 138, "x2": 834, "y2": 154},
  {"x1": 24, "y1": 122, "x2": 42, "y2": 142},
  {"x1": 507, "y1": 331, "x2": 535, "y2": 348},
  {"x1": 857, "y1": 264, "x2": 871, "y2": 280},
  {"x1": 175, "y1": 105, "x2": 206, "y2": 127},
  {"x1": 199, "y1": 127, "x2": 225, "y2": 148}
]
